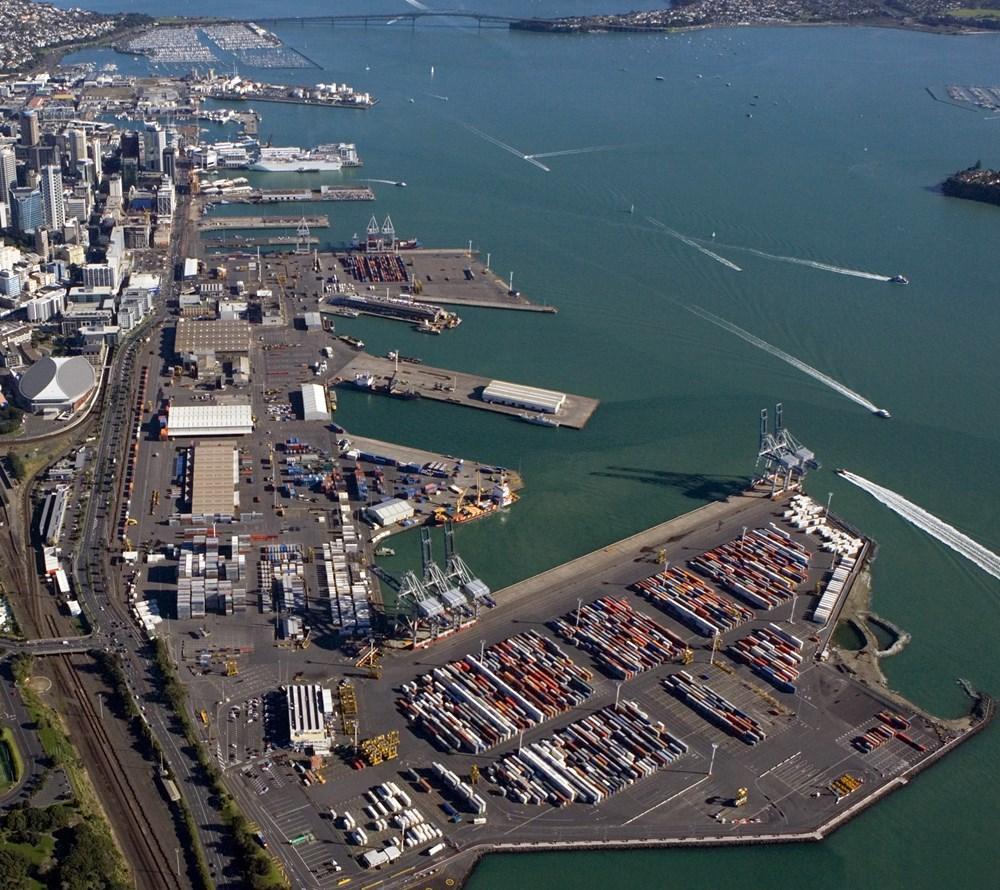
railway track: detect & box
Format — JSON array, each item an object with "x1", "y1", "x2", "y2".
[{"x1": 44, "y1": 615, "x2": 182, "y2": 890}]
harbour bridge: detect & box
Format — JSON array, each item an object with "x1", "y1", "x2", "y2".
[{"x1": 242, "y1": 11, "x2": 547, "y2": 28}]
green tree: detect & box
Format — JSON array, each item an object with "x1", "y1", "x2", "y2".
[
  {"x1": 0, "y1": 847, "x2": 31, "y2": 889},
  {"x1": 7, "y1": 452, "x2": 26, "y2": 481}
]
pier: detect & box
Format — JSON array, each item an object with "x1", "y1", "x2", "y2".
[
  {"x1": 203, "y1": 234, "x2": 318, "y2": 248},
  {"x1": 202, "y1": 186, "x2": 375, "y2": 204},
  {"x1": 337, "y1": 354, "x2": 599, "y2": 428},
  {"x1": 198, "y1": 214, "x2": 329, "y2": 230}
]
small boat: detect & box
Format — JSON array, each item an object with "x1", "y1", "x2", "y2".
[
  {"x1": 518, "y1": 412, "x2": 560, "y2": 428},
  {"x1": 375, "y1": 546, "x2": 395, "y2": 557},
  {"x1": 395, "y1": 181, "x2": 407, "y2": 187},
  {"x1": 339, "y1": 335, "x2": 365, "y2": 349},
  {"x1": 353, "y1": 372, "x2": 376, "y2": 390},
  {"x1": 873, "y1": 408, "x2": 891, "y2": 419},
  {"x1": 655, "y1": 76, "x2": 665, "y2": 81},
  {"x1": 888, "y1": 274, "x2": 909, "y2": 285}
]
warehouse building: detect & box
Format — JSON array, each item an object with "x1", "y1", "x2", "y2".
[
  {"x1": 300, "y1": 382, "x2": 329, "y2": 422},
  {"x1": 364, "y1": 497, "x2": 415, "y2": 528},
  {"x1": 174, "y1": 318, "x2": 250, "y2": 375},
  {"x1": 190, "y1": 442, "x2": 239, "y2": 519},
  {"x1": 480, "y1": 379, "x2": 566, "y2": 415},
  {"x1": 38, "y1": 486, "x2": 68, "y2": 546},
  {"x1": 166, "y1": 403, "x2": 253, "y2": 438},
  {"x1": 17, "y1": 356, "x2": 97, "y2": 414},
  {"x1": 287, "y1": 684, "x2": 333, "y2": 753}
]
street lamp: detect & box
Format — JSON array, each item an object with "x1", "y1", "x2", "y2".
[{"x1": 708, "y1": 742, "x2": 719, "y2": 777}]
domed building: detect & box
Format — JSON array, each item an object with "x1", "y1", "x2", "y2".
[{"x1": 17, "y1": 356, "x2": 97, "y2": 414}]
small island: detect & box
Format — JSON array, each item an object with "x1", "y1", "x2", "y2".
[
  {"x1": 511, "y1": 0, "x2": 1000, "y2": 35},
  {"x1": 942, "y1": 164, "x2": 1000, "y2": 207}
]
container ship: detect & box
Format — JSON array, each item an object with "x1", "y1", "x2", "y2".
[{"x1": 250, "y1": 143, "x2": 361, "y2": 172}]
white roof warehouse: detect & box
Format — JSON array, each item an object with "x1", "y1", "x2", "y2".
[
  {"x1": 481, "y1": 379, "x2": 566, "y2": 415},
  {"x1": 286, "y1": 684, "x2": 333, "y2": 753},
  {"x1": 166, "y1": 403, "x2": 253, "y2": 438}
]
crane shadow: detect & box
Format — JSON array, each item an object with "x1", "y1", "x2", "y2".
[{"x1": 591, "y1": 466, "x2": 748, "y2": 501}]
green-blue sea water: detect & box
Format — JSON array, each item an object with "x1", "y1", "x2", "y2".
[{"x1": 61, "y1": 3, "x2": 999, "y2": 886}]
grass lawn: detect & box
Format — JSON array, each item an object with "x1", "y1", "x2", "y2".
[{"x1": 947, "y1": 7, "x2": 1000, "y2": 18}]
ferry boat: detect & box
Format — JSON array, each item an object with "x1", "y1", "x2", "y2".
[
  {"x1": 518, "y1": 412, "x2": 560, "y2": 428},
  {"x1": 872, "y1": 408, "x2": 892, "y2": 419},
  {"x1": 888, "y1": 274, "x2": 909, "y2": 285},
  {"x1": 249, "y1": 144, "x2": 360, "y2": 172}
]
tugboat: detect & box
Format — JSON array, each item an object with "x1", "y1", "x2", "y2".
[
  {"x1": 353, "y1": 372, "x2": 376, "y2": 390},
  {"x1": 873, "y1": 408, "x2": 892, "y2": 419},
  {"x1": 888, "y1": 274, "x2": 909, "y2": 285}
]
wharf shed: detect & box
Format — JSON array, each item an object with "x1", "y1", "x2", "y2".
[
  {"x1": 481, "y1": 379, "x2": 566, "y2": 415},
  {"x1": 364, "y1": 497, "x2": 415, "y2": 528},
  {"x1": 286, "y1": 683, "x2": 332, "y2": 753},
  {"x1": 190, "y1": 442, "x2": 239, "y2": 519},
  {"x1": 300, "y1": 382, "x2": 329, "y2": 422},
  {"x1": 167, "y1": 403, "x2": 253, "y2": 438}
]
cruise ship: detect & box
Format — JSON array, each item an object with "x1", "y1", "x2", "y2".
[{"x1": 249, "y1": 143, "x2": 361, "y2": 172}]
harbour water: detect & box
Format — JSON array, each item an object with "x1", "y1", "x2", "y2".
[{"x1": 60, "y1": 1, "x2": 1000, "y2": 886}]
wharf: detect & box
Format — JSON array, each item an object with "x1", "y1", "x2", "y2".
[
  {"x1": 337, "y1": 354, "x2": 599, "y2": 429},
  {"x1": 203, "y1": 186, "x2": 376, "y2": 204},
  {"x1": 203, "y1": 235, "x2": 318, "y2": 248},
  {"x1": 199, "y1": 214, "x2": 329, "y2": 230},
  {"x1": 400, "y1": 249, "x2": 557, "y2": 313},
  {"x1": 210, "y1": 91, "x2": 378, "y2": 109}
]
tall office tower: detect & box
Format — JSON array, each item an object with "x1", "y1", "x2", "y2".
[
  {"x1": 39, "y1": 165, "x2": 65, "y2": 230},
  {"x1": 143, "y1": 122, "x2": 166, "y2": 173},
  {"x1": 67, "y1": 128, "x2": 88, "y2": 167},
  {"x1": 0, "y1": 146, "x2": 16, "y2": 198},
  {"x1": 19, "y1": 110, "x2": 39, "y2": 147}
]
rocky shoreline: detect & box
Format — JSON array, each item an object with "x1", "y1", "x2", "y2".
[{"x1": 942, "y1": 165, "x2": 1000, "y2": 208}]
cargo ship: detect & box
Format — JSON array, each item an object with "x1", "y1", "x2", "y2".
[
  {"x1": 250, "y1": 143, "x2": 361, "y2": 172},
  {"x1": 432, "y1": 480, "x2": 518, "y2": 525}
]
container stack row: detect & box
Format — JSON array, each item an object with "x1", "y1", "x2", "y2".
[
  {"x1": 398, "y1": 629, "x2": 594, "y2": 753},
  {"x1": 689, "y1": 526, "x2": 809, "y2": 610},
  {"x1": 728, "y1": 624, "x2": 803, "y2": 693},
  {"x1": 548, "y1": 596, "x2": 687, "y2": 679},
  {"x1": 634, "y1": 566, "x2": 754, "y2": 637},
  {"x1": 811, "y1": 555, "x2": 855, "y2": 625},
  {"x1": 663, "y1": 670, "x2": 766, "y2": 745},
  {"x1": 431, "y1": 762, "x2": 487, "y2": 815},
  {"x1": 487, "y1": 700, "x2": 688, "y2": 806}
]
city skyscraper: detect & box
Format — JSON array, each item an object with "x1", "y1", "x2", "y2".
[
  {"x1": 67, "y1": 128, "x2": 88, "y2": 167},
  {"x1": 18, "y1": 110, "x2": 39, "y2": 147},
  {"x1": 9, "y1": 186, "x2": 42, "y2": 235},
  {"x1": 143, "y1": 122, "x2": 166, "y2": 173},
  {"x1": 39, "y1": 165, "x2": 65, "y2": 230},
  {"x1": 0, "y1": 146, "x2": 16, "y2": 198}
]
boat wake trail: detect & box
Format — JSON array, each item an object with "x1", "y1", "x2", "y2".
[
  {"x1": 687, "y1": 305, "x2": 887, "y2": 415},
  {"x1": 527, "y1": 145, "x2": 621, "y2": 160},
  {"x1": 694, "y1": 239, "x2": 892, "y2": 281},
  {"x1": 647, "y1": 217, "x2": 741, "y2": 271},
  {"x1": 838, "y1": 471, "x2": 1000, "y2": 581},
  {"x1": 463, "y1": 124, "x2": 550, "y2": 171}
]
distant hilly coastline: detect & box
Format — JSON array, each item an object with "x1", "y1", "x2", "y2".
[{"x1": 510, "y1": 1, "x2": 1000, "y2": 35}]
